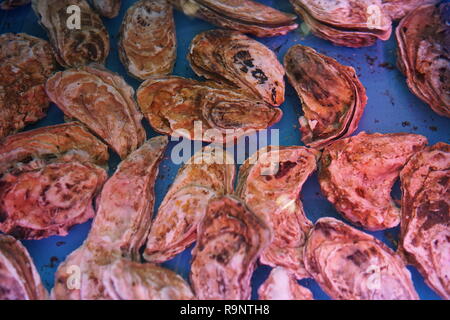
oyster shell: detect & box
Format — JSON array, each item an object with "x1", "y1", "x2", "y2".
[
  {"x1": 144, "y1": 145, "x2": 235, "y2": 263},
  {"x1": 102, "y1": 259, "x2": 194, "y2": 300},
  {"x1": 190, "y1": 195, "x2": 270, "y2": 300},
  {"x1": 304, "y1": 217, "x2": 419, "y2": 300},
  {"x1": 32, "y1": 0, "x2": 110, "y2": 68},
  {"x1": 258, "y1": 267, "x2": 313, "y2": 300},
  {"x1": 188, "y1": 30, "x2": 285, "y2": 106},
  {"x1": 0, "y1": 33, "x2": 57, "y2": 139},
  {"x1": 382, "y1": 0, "x2": 440, "y2": 20},
  {"x1": 290, "y1": 0, "x2": 392, "y2": 47},
  {"x1": 137, "y1": 76, "x2": 282, "y2": 144},
  {"x1": 169, "y1": 0, "x2": 298, "y2": 37},
  {"x1": 0, "y1": 234, "x2": 48, "y2": 300},
  {"x1": 119, "y1": 0, "x2": 176, "y2": 80},
  {"x1": 0, "y1": 123, "x2": 109, "y2": 240},
  {"x1": 91, "y1": 0, "x2": 121, "y2": 18},
  {"x1": 319, "y1": 132, "x2": 427, "y2": 231},
  {"x1": 236, "y1": 146, "x2": 318, "y2": 279},
  {"x1": 53, "y1": 137, "x2": 172, "y2": 300},
  {"x1": 284, "y1": 45, "x2": 367, "y2": 149},
  {"x1": 396, "y1": 3, "x2": 449, "y2": 117},
  {"x1": 0, "y1": 0, "x2": 30, "y2": 9},
  {"x1": 46, "y1": 65, "x2": 146, "y2": 159},
  {"x1": 399, "y1": 142, "x2": 450, "y2": 299}
]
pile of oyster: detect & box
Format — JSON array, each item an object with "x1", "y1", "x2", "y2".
[{"x1": 396, "y1": 3, "x2": 449, "y2": 117}]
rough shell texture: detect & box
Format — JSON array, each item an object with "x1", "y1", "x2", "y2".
[
  {"x1": 119, "y1": 0, "x2": 176, "y2": 80},
  {"x1": 144, "y1": 145, "x2": 235, "y2": 263},
  {"x1": 32, "y1": 0, "x2": 109, "y2": 67},
  {"x1": 190, "y1": 196, "x2": 270, "y2": 300},
  {"x1": 0, "y1": 123, "x2": 109, "y2": 240},
  {"x1": 52, "y1": 137, "x2": 172, "y2": 300},
  {"x1": 91, "y1": 0, "x2": 121, "y2": 18},
  {"x1": 258, "y1": 267, "x2": 313, "y2": 300},
  {"x1": 137, "y1": 76, "x2": 282, "y2": 144},
  {"x1": 382, "y1": 0, "x2": 440, "y2": 20},
  {"x1": 284, "y1": 45, "x2": 367, "y2": 149},
  {"x1": 0, "y1": 33, "x2": 57, "y2": 139},
  {"x1": 46, "y1": 65, "x2": 146, "y2": 159},
  {"x1": 0, "y1": 235, "x2": 48, "y2": 300},
  {"x1": 290, "y1": 0, "x2": 392, "y2": 47},
  {"x1": 0, "y1": 0, "x2": 30, "y2": 10},
  {"x1": 102, "y1": 259, "x2": 194, "y2": 300},
  {"x1": 304, "y1": 217, "x2": 419, "y2": 300},
  {"x1": 236, "y1": 146, "x2": 318, "y2": 279},
  {"x1": 169, "y1": 0, "x2": 298, "y2": 37},
  {"x1": 189, "y1": 30, "x2": 285, "y2": 106},
  {"x1": 319, "y1": 132, "x2": 428, "y2": 231},
  {"x1": 396, "y1": 3, "x2": 449, "y2": 117},
  {"x1": 399, "y1": 142, "x2": 450, "y2": 299}
]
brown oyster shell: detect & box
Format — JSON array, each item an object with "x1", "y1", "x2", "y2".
[
  {"x1": 382, "y1": 0, "x2": 440, "y2": 20},
  {"x1": 319, "y1": 132, "x2": 428, "y2": 231},
  {"x1": 46, "y1": 65, "x2": 146, "y2": 159},
  {"x1": 0, "y1": 0, "x2": 30, "y2": 9},
  {"x1": 52, "y1": 137, "x2": 172, "y2": 300},
  {"x1": 399, "y1": 143, "x2": 450, "y2": 299},
  {"x1": 290, "y1": 0, "x2": 392, "y2": 47},
  {"x1": 169, "y1": 0, "x2": 298, "y2": 37},
  {"x1": 0, "y1": 123, "x2": 109, "y2": 240},
  {"x1": 258, "y1": 267, "x2": 313, "y2": 300},
  {"x1": 144, "y1": 145, "x2": 235, "y2": 263},
  {"x1": 91, "y1": 0, "x2": 121, "y2": 18},
  {"x1": 0, "y1": 33, "x2": 57, "y2": 139},
  {"x1": 304, "y1": 217, "x2": 419, "y2": 300},
  {"x1": 396, "y1": 3, "x2": 449, "y2": 117},
  {"x1": 32, "y1": 0, "x2": 110, "y2": 68},
  {"x1": 284, "y1": 45, "x2": 367, "y2": 149},
  {"x1": 236, "y1": 146, "x2": 318, "y2": 279},
  {"x1": 190, "y1": 195, "x2": 270, "y2": 300},
  {"x1": 189, "y1": 29, "x2": 285, "y2": 106},
  {"x1": 119, "y1": 0, "x2": 176, "y2": 80},
  {"x1": 0, "y1": 235, "x2": 48, "y2": 300},
  {"x1": 137, "y1": 76, "x2": 282, "y2": 144}
]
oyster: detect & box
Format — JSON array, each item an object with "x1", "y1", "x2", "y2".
[
  {"x1": 319, "y1": 132, "x2": 427, "y2": 231},
  {"x1": 32, "y1": 0, "x2": 110, "y2": 68},
  {"x1": 396, "y1": 3, "x2": 449, "y2": 117},
  {"x1": 119, "y1": 0, "x2": 176, "y2": 80},
  {"x1": 52, "y1": 137, "x2": 177, "y2": 300},
  {"x1": 189, "y1": 30, "x2": 285, "y2": 106},
  {"x1": 290, "y1": 0, "x2": 392, "y2": 47},
  {"x1": 399, "y1": 143, "x2": 450, "y2": 299},
  {"x1": 46, "y1": 65, "x2": 146, "y2": 159},
  {"x1": 102, "y1": 259, "x2": 194, "y2": 300},
  {"x1": 0, "y1": 235, "x2": 48, "y2": 300},
  {"x1": 304, "y1": 217, "x2": 419, "y2": 300},
  {"x1": 91, "y1": 0, "x2": 121, "y2": 18},
  {"x1": 382, "y1": 0, "x2": 440, "y2": 20},
  {"x1": 0, "y1": 33, "x2": 57, "y2": 139},
  {"x1": 236, "y1": 146, "x2": 318, "y2": 279},
  {"x1": 258, "y1": 267, "x2": 313, "y2": 300},
  {"x1": 0, "y1": 123, "x2": 108, "y2": 240},
  {"x1": 0, "y1": 0, "x2": 30, "y2": 9},
  {"x1": 190, "y1": 196, "x2": 270, "y2": 300},
  {"x1": 168, "y1": 0, "x2": 298, "y2": 37},
  {"x1": 284, "y1": 45, "x2": 367, "y2": 149},
  {"x1": 144, "y1": 145, "x2": 235, "y2": 263},
  {"x1": 137, "y1": 76, "x2": 282, "y2": 144}
]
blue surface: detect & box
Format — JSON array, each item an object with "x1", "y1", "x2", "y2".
[{"x1": 1, "y1": 0, "x2": 449, "y2": 300}]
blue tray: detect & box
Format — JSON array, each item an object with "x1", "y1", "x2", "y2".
[{"x1": 1, "y1": 0, "x2": 449, "y2": 300}]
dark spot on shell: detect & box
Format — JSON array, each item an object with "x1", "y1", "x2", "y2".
[
  {"x1": 346, "y1": 249, "x2": 369, "y2": 267},
  {"x1": 252, "y1": 68, "x2": 268, "y2": 85},
  {"x1": 274, "y1": 161, "x2": 297, "y2": 179}
]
